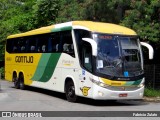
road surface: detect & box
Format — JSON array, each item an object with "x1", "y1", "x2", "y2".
[{"x1": 0, "y1": 80, "x2": 159, "y2": 120}]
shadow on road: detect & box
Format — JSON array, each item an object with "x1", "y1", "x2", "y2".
[
  {"x1": 24, "y1": 86, "x2": 66, "y2": 100},
  {"x1": 21, "y1": 85, "x2": 149, "y2": 107},
  {"x1": 0, "y1": 80, "x2": 148, "y2": 107},
  {"x1": 77, "y1": 98, "x2": 148, "y2": 106}
]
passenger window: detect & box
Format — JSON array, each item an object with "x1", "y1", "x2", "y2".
[
  {"x1": 19, "y1": 38, "x2": 26, "y2": 53},
  {"x1": 6, "y1": 39, "x2": 13, "y2": 53},
  {"x1": 28, "y1": 37, "x2": 37, "y2": 53},
  {"x1": 74, "y1": 29, "x2": 92, "y2": 65},
  {"x1": 50, "y1": 32, "x2": 60, "y2": 52},
  {"x1": 60, "y1": 30, "x2": 75, "y2": 57},
  {"x1": 37, "y1": 35, "x2": 49, "y2": 53}
]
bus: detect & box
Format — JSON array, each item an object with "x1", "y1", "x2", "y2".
[{"x1": 5, "y1": 21, "x2": 153, "y2": 102}]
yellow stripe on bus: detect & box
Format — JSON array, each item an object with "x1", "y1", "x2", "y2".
[
  {"x1": 73, "y1": 21, "x2": 137, "y2": 35},
  {"x1": 100, "y1": 77, "x2": 126, "y2": 86}
]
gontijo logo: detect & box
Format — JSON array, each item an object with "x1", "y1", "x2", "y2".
[{"x1": 15, "y1": 56, "x2": 33, "y2": 63}]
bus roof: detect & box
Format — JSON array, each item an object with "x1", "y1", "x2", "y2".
[{"x1": 7, "y1": 21, "x2": 137, "y2": 39}]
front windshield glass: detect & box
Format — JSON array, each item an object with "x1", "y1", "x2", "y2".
[
  {"x1": 94, "y1": 33, "x2": 143, "y2": 78},
  {"x1": 119, "y1": 37, "x2": 142, "y2": 76}
]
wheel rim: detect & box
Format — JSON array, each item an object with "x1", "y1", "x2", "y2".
[
  {"x1": 19, "y1": 75, "x2": 24, "y2": 89},
  {"x1": 20, "y1": 81, "x2": 23, "y2": 88},
  {"x1": 13, "y1": 77, "x2": 18, "y2": 86},
  {"x1": 68, "y1": 86, "x2": 75, "y2": 98},
  {"x1": 66, "y1": 82, "x2": 76, "y2": 102}
]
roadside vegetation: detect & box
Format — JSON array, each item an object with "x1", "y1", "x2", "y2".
[
  {"x1": 144, "y1": 88, "x2": 160, "y2": 97},
  {"x1": 0, "y1": 0, "x2": 160, "y2": 96},
  {"x1": 0, "y1": 67, "x2": 4, "y2": 79}
]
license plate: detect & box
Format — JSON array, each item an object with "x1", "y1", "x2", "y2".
[{"x1": 119, "y1": 93, "x2": 128, "y2": 97}]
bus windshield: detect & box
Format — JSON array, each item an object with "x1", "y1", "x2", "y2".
[{"x1": 94, "y1": 34, "x2": 143, "y2": 78}]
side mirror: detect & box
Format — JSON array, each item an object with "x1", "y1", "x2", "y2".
[
  {"x1": 140, "y1": 42, "x2": 154, "y2": 59},
  {"x1": 82, "y1": 38, "x2": 97, "y2": 56}
]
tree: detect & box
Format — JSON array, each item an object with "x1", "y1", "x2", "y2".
[
  {"x1": 0, "y1": 0, "x2": 35, "y2": 62},
  {"x1": 120, "y1": 0, "x2": 160, "y2": 63},
  {"x1": 0, "y1": 0, "x2": 160, "y2": 63},
  {"x1": 55, "y1": 0, "x2": 122, "y2": 23},
  {"x1": 55, "y1": 0, "x2": 85, "y2": 23},
  {"x1": 121, "y1": 0, "x2": 160, "y2": 43},
  {"x1": 33, "y1": 0, "x2": 59, "y2": 27},
  {"x1": 84, "y1": 0, "x2": 120, "y2": 23}
]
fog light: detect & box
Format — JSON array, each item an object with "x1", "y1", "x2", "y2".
[
  {"x1": 98, "y1": 91, "x2": 104, "y2": 96},
  {"x1": 140, "y1": 93, "x2": 143, "y2": 96},
  {"x1": 138, "y1": 83, "x2": 144, "y2": 88}
]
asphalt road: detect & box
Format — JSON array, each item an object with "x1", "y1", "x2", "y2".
[{"x1": 0, "y1": 80, "x2": 159, "y2": 120}]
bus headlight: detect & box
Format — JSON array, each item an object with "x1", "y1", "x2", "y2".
[
  {"x1": 138, "y1": 83, "x2": 144, "y2": 88},
  {"x1": 90, "y1": 78, "x2": 109, "y2": 88},
  {"x1": 138, "y1": 80, "x2": 145, "y2": 88}
]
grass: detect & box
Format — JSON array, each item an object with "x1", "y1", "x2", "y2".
[{"x1": 144, "y1": 88, "x2": 160, "y2": 97}]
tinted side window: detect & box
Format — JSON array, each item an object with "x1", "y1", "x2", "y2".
[
  {"x1": 74, "y1": 29, "x2": 92, "y2": 65},
  {"x1": 60, "y1": 30, "x2": 75, "y2": 57},
  {"x1": 74, "y1": 29, "x2": 92, "y2": 47},
  {"x1": 37, "y1": 35, "x2": 49, "y2": 53},
  {"x1": 49, "y1": 32, "x2": 61, "y2": 52},
  {"x1": 6, "y1": 39, "x2": 13, "y2": 53},
  {"x1": 12, "y1": 39, "x2": 19, "y2": 53},
  {"x1": 6, "y1": 31, "x2": 75, "y2": 54},
  {"x1": 27, "y1": 37, "x2": 37, "y2": 53},
  {"x1": 18, "y1": 38, "x2": 27, "y2": 53},
  {"x1": 6, "y1": 38, "x2": 26, "y2": 53}
]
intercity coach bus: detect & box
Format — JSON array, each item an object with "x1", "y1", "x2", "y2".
[{"x1": 5, "y1": 21, "x2": 153, "y2": 102}]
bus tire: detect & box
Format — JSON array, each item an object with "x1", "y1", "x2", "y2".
[
  {"x1": 19, "y1": 73, "x2": 25, "y2": 90},
  {"x1": 13, "y1": 72, "x2": 20, "y2": 89},
  {"x1": 65, "y1": 80, "x2": 77, "y2": 102}
]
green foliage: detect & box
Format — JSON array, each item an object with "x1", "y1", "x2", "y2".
[
  {"x1": 84, "y1": 0, "x2": 120, "y2": 23},
  {"x1": 0, "y1": 0, "x2": 160, "y2": 64},
  {"x1": 121, "y1": 0, "x2": 160, "y2": 43},
  {"x1": 55, "y1": 0, "x2": 121, "y2": 23},
  {"x1": 55, "y1": 0, "x2": 85, "y2": 23},
  {"x1": 144, "y1": 88, "x2": 160, "y2": 97},
  {"x1": 33, "y1": 0, "x2": 59, "y2": 27},
  {"x1": 0, "y1": 0, "x2": 36, "y2": 62},
  {"x1": 0, "y1": 0, "x2": 160, "y2": 97},
  {"x1": 0, "y1": 67, "x2": 4, "y2": 79}
]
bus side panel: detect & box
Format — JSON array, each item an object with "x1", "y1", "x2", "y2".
[
  {"x1": 29, "y1": 53, "x2": 62, "y2": 92},
  {"x1": 5, "y1": 52, "x2": 42, "y2": 85},
  {"x1": 59, "y1": 53, "x2": 94, "y2": 98},
  {"x1": 57, "y1": 53, "x2": 79, "y2": 93}
]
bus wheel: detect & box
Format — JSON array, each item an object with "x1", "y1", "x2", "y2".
[
  {"x1": 65, "y1": 81, "x2": 77, "y2": 102},
  {"x1": 19, "y1": 74, "x2": 25, "y2": 90},
  {"x1": 13, "y1": 73, "x2": 20, "y2": 89}
]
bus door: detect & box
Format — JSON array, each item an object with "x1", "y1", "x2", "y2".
[{"x1": 78, "y1": 41, "x2": 93, "y2": 97}]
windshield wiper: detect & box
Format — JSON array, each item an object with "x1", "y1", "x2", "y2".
[{"x1": 113, "y1": 58, "x2": 123, "y2": 67}]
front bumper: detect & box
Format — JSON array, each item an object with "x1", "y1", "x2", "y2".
[{"x1": 92, "y1": 84, "x2": 144, "y2": 100}]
